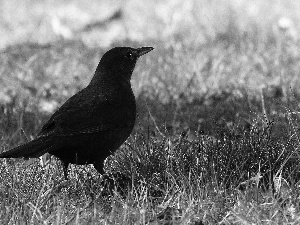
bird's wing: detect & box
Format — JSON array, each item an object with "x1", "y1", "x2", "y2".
[{"x1": 38, "y1": 88, "x2": 133, "y2": 137}]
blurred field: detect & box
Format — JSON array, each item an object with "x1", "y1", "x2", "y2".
[{"x1": 1, "y1": 0, "x2": 300, "y2": 224}]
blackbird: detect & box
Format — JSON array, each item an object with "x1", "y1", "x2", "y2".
[{"x1": 0, "y1": 46, "x2": 154, "y2": 179}]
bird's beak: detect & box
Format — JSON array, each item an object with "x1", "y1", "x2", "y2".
[{"x1": 136, "y1": 47, "x2": 154, "y2": 57}]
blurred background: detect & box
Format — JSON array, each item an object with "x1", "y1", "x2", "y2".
[
  {"x1": 1, "y1": 0, "x2": 300, "y2": 136},
  {"x1": 0, "y1": 0, "x2": 299, "y2": 48}
]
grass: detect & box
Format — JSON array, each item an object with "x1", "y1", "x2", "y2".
[{"x1": 1, "y1": 0, "x2": 300, "y2": 224}]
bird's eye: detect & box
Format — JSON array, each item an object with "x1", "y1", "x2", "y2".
[{"x1": 126, "y1": 52, "x2": 134, "y2": 59}]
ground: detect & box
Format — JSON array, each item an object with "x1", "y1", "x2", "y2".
[{"x1": 1, "y1": 0, "x2": 300, "y2": 224}]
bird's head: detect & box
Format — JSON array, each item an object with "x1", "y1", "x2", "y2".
[{"x1": 92, "y1": 47, "x2": 154, "y2": 84}]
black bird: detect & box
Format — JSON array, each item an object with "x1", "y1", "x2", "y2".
[{"x1": 0, "y1": 46, "x2": 154, "y2": 179}]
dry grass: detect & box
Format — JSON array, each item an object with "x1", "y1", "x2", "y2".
[{"x1": 1, "y1": 0, "x2": 300, "y2": 224}]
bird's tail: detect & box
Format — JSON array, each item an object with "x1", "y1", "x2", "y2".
[{"x1": 0, "y1": 136, "x2": 56, "y2": 158}]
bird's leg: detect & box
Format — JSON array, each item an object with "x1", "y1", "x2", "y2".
[
  {"x1": 62, "y1": 161, "x2": 69, "y2": 180},
  {"x1": 94, "y1": 161, "x2": 116, "y2": 194}
]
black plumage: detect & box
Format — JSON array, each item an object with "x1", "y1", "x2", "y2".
[{"x1": 0, "y1": 46, "x2": 154, "y2": 179}]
